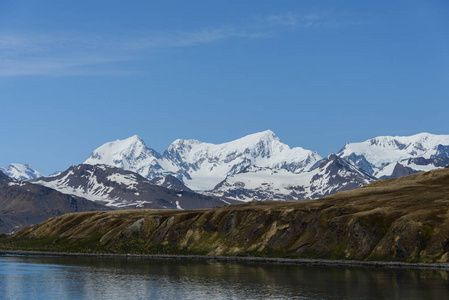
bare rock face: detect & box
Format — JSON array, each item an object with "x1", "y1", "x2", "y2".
[
  {"x1": 150, "y1": 175, "x2": 192, "y2": 192},
  {"x1": 0, "y1": 171, "x2": 9, "y2": 183},
  {"x1": 4, "y1": 168, "x2": 449, "y2": 263},
  {"x1": 388, "y1": 163, "x2": 421, "y2": 178}
]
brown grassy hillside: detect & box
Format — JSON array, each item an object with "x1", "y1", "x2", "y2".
[{"x1": 1, "y1": 167, "x2": 449, "y2": 263}]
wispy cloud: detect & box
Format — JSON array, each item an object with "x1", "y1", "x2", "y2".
[
  {"x1": 0, "y1": 12, "x2": 348, "y2": 77},
  {"x1": 0, "y1": 32, "x2": 135, "y2": 76},
  {"x1": 0, "y1": 54, "x2": 135, "y2": 77},
  {"x1": 262, "y1": 12, "x2": 341, "y2": 29},
  {"x1": 266, "y1": 12, "x2": 299, "y2": 26},
  {"x1": 125, "y1": 27, "x2": 238, "y2": 50},
  {"x1": 0, "y1": 27, "x2": 266, "y2": 77}
]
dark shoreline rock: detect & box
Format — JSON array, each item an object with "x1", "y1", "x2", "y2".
[{"x1": 2, "y1": 250, "x2": 449, "y2": 271}]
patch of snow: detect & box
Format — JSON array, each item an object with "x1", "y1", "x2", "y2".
[
  {"x1": 106, "y1": 173, "x2": 138, "y2": 190},
  {"x1": 8, "y1": 181, "x2": 26, "y2": 187},
  {"x1": 176, "y1": 201, "x2": 183, "y2": 210}
]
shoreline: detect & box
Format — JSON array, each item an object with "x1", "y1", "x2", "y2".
[{"x1": 2, "y1": 250, "x2": 449, "y2": 270}]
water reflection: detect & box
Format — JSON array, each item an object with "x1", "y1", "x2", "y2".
[{"x1": 1, "y1": 255, "x2": 449, "y2": 299}]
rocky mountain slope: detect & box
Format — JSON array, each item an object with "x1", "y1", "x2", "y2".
[
  {"x1": 0, "y1": 163, "x2": 43, "y2": 180},
  {"x1": 4, "y1": 167, "x2": 449, "y2": 263},
  {"x1": 0, "y1": 171, "x2": 109, "y2": 234},
  {"x1": 211, "y1": 154, "x2": 376, "y2": 201},
  {"x1": 149, "y1": 175, "x2": 192, "y2": 192},
  {"x1": 0, "y1": 171, "x2": 9, "y2": 182},
  {"x1": 31, "y1": 164, "x2": 238, "y2": 210},
  {"x1": 338, "y1": 133, "x2": 449, "y2": 178}
]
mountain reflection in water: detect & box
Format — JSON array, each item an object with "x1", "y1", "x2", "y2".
[{"x1": 1, "y1": 255, "x2": 448, "y2": 299}]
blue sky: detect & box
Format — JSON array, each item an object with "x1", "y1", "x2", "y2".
[{"x1": 1, "y1": 0, "x2": 448, "y2": 174}]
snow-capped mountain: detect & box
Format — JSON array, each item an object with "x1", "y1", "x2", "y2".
[
  {"x1": 211, "y1": 154, "x2": 376, "y2": 201},
  {"x1": 337, "y1": 133, "x2": 449, "y2": 178},
  {"x1": 0, "y1": 163, "x2": 43, "y2": 180},
  {"x1": 31, "y1": 164, "x2": 237, "y2": 210},
  {"x1": 81, "y1": 131, "x2": 449, "y2": 202},
  {"x1": 84, "y1": 135, "x2": 164, "y2": 179},
  {"x1": 160, "y1": 130, "x2": 322, "y2": 190},
  {"x1": 84, "y1": 130, "x2": 322, "y2": 191}
]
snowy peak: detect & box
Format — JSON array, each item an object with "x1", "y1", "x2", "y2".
[
  {"x1": 340, "y1": 133, "x2": 449, "y2": 161},
  {"x1": 338, "y1": 133, "x2": 449, "y2": 176},
  {"x1": 0, "y1": 163, "x2": 43, "y2": 180},
  {"x1": 87, "y1": 134, "x2": 161, "y2": 163},
  {"x1": 162, "y1": 139, "x2": 202, "y2": 168},
  {"x1": 163, "y1": 130, "x2": 280, "y2": 162},
  {"x1": 165, "y1": 138, "x2": 202, "y2": 153},
  {"x1": 366, "y1": 133, "x2": 448, "y2": 153},
  {"x1": 84, "y1": 135, "x2": 163, "y2": 178},
  {"x1": 160, "y1": 130, "x2": 321, "y2": 190},
  {"x1": 83, "y1": 130, "x2": 321, "y2": 191},
  {"x1": 227, "y1": 130, "x2": 279, "y2": 150}
]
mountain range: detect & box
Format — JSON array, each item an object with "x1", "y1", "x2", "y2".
[
  {"x1": 84, "y1": 130, "x2": 322, "y2": 191},
  {"x1": 80, "y1": 131, "x2": 449, "y2": 201},
  {"x1": 2, "y1": 130, "x2": 449, "y2": 207}
]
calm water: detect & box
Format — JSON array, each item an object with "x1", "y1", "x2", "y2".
[{"x1": 1, "y1": 255, "x2": 449, "y2": 299}]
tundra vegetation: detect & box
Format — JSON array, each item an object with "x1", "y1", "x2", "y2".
[{"x1": 1, "y1": 168, "x2": 449, "y2": 263}]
